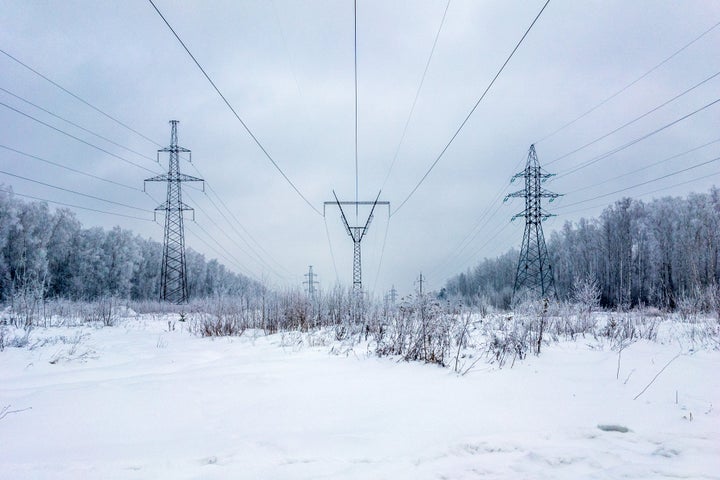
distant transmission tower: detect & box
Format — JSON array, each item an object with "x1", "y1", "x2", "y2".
[
  {"x1": 303, "y1": 265, "x2": 319, "y2": 299},
  {"x1": 145, "y1": 120, "x2": 203, "y2": 304},
  {"x1": 324, "y1": 191, "x2": 389, "y2": 294},
  {"x1": 505, "y1": 144, "x2": 560, "y2": 302}
]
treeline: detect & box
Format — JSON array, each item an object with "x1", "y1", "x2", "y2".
[
  {"x1": 0, "y1": 187, "x2": 262, "y2": 303},
  {"x1": 444, "y1": 188, "x2": 720, "y2": 310}
]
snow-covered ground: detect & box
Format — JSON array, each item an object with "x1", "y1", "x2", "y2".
[{"x1": 1, "y1": 316, "x2": 718, "y2": 479}]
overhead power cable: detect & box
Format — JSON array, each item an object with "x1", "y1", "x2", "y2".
[
  {"x1": 546, "y1": 69, "x2": 720, "y2": 166},
  {"x1": 557, "y1": 97, "x2": 720, "y2": 178},
  {"x1": 0, "y1": 48, "x2": 162, "y2": 147},
  {"x1": 0, "y1": 186, "x2": 152, "y2": 221},
  {"x1": 0, "y1": 144, "x2": 141, "y2": 192},
  {"x1": 354, "y1": 0, "x2": 359, "y2": 219},
  {"x1": 381, "y1": 0, "x2": 451, "y2": 191},
  {"x1": 559, "y1": 170, "x2": 720, "y2": 217},
  {"x1": 564, "y1": 136, "x2": 720, "y2": 195},
  {"x1": 0, "y1": 169, "x2": 151, "y2": 212},
  {"x1": 557, "y1": 155, "x2": 720, "y2": 209},
  {"x1": 372, "y1": 216, "x2": 391, "y2": 293},
  {"x1": 147, "y1": 0, "x2": 322, "y2": 216},
  {"x1": 0, "y1": 86, "x2": 156, "y2": 162},
  {"x1": 185, "y1": 221, "x2": 262, "y2": 282},
  {"x1": 430, "y1": 196, "x2": 508, "y2": 279},
  {"x1": 534, "y1": 19, "x2": 720, "y2": 144},
  {"x1": 425, "y1": 149, "x2": 526, "y2": 281},
  {"x1": 0, "y1": 101, "x2": 159, "y2": 174},
  {"x1": 324, "y1": 215, "x2": 340, "y2": 284},
  {"x1": 185, "y1": 160, "x2": 290, "y2": 275},
  {"x1": 392, "y1": 0, "x2": 551, "y2": 216},
  {"x1": 203, "y1": 179, "x2": 290, "y2": 274},
  {"x1": 184, "y1": 189, "x2": 285, "y2": 281},
  {"x1": 1, "y1": 47, "x2": 278, "y2": 279}
]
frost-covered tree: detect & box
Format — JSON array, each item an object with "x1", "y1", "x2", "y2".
[
  {"x1": 0, "y1": 188, "x2": 260, "y2": 303},
  {"x1": 445, "y1": 188, "x2": 720, "y2": 311}
]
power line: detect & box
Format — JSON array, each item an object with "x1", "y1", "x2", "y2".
[
  {"x1": 184, "y1": 188, "x2": 285, "y2": 281},
  {"x1": 372, "y1": 215, "x2": 391, "y2": 293},
  {"x1": 0, "y1": 48, "x2": 162, "y2": 147},
  {"x1": 0, "y1": 169, "x2": 151, "y2": 212},
  {"x1": 557, "y1": 155, "x2": 720, "y2": 209},
  {"x1": 534, "y1": 19, "x2": 720, "y2": 144},
  {"x1": 433, "y1": 66, "x2": 720, "y2": 282},
  {"x1": 433, "y1": 147, "x2": 720, "y2": 283},
  {"x1": 0, "y1": 186, "x2": 152, "y2": 221},
  {"x1": 195, "y1": 189, "x2": 284, "y2": 278},
  {"x1": 426, "y1": 152, "x2": 530, "y2": 280},
  {"x1": 3, "y1": 63, "x2": 288, "y2": 276},
  {"x1": 564, "y1": 136, "x2": 720, "y2": 195},
  {"x1": 556, "y1": 97, "x2": 720, "y2": 179},
  {"x1": 354, "y1": 0, "x2": 359, "y2": 219},
  {"x1": 185, "y1": 220, "x2": 262, "y2": 282},
  {"x1": 381, "y1": 0, "x2": 451, "y2": 191},
  {"x1": 1, "y1": 47, "x2": 284, "y2": 282},
  {"x1": 324, "y1": 215, "x2": 340, "y2": 284},
  {"x1": 559, "y1": 171, "x2": 720, "y2": 217},
  {"x1": 0, "y1": 101, "x2": 160, "y2": 174},
  {"x1": 185, "y1": 159, "x2": 290, "y2": 275},
  {"x1": 461, "y1": 222, "x2": 513, "y2": 273},
  {"x1": 428, "y1": 196, "x2": 508, "y2": 280},
  {"x1": 147, "y1": 0, "x2": 322, "y2": 216},
  {"x1": 546, "y1": 69, "x2": 720, "y2": 166},
  {"x1": 432, "y1": 221, "x2": 513, "y2": 285},
  {"x1": 2, "y1": 55, "x2": 288, "y2": 277},
  {"x1": 196, "y1": 173, "x2": 290, "y2": 275},
  {"x1": 0, "y1": 144, "x2": 141, "y2": 192},
  {"x1": 0, "y1": 86, "x2": 157, "y2": 162},
  {"x1": 392, "y1": 0, "x2": 551, "y2": 216}
]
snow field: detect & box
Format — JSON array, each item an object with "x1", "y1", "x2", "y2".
[{"x1": 0, "y1": 316, "x2": 718, "y2": 479}]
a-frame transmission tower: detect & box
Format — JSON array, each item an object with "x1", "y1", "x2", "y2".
[
  {"x1": 324, "y1": 191, "x2": 389, "y2": 294},
  {"x1": 145, "y1": 120, "x2": 203, "y2": 304},
  {"x1": 505, "y1": 144, "x2": 561, "y2": 302}
]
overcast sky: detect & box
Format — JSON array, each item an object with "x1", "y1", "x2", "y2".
[{"x1": 1, "y1": 0, "x2": 719, "y2": 296}]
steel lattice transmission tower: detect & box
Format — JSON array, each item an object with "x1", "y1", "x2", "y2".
[
  {"x1": 304, "y1": 265, "x2": 319, "y2": 299},
  {"x1": 324, "y1": 191, "x2": 389, "y2": 294},
  {"x1": 505, "y1": 144, "x2": 561, "y2": 302},
  {"x1": 145, "y1": 120, "x2": 203, "y2": 304}
]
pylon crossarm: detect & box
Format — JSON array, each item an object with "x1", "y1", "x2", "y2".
[
  {"x1": 175, "y1": 173, "x2": 204, "y2": 183},
  {"x1": 158, "y1": 146, "x2": 191, "y2": 153},
  {"x1": 333, "y1": 190, "x2": 354, "y2": 238},
  {"x1": 539, "y1": 190, "x2": 561, "y2": 198},
  {"x1": 358, "y1": 190, "x2": 382, "y2": 242},
  {"x1": 504, "y1": 189, "x2": 526, "y2": 201},
  {"x1": 145, "y1": 174, "x2": 169, "y2": 183}
]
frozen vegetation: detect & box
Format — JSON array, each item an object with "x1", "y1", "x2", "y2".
[
  {"x1": 1, "y1": 298, "x2": 718, "y2": 479},
  {"x1": 1, "y1": 181, "x2": 718, "y2": 478}
]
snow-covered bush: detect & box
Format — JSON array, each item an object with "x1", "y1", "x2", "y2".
[
  {"x1": 0, "y1": 326, "x2": 30, "y2": 351},
  {"x1": 600, "y1": 312, "x2": 659, "y2": 347},
  {"x1": 372, "y1": 296, "x2": 459, "y2": 366},
  {"x1": 480, "y1": 315, "x2": 532, "y2": 368}
]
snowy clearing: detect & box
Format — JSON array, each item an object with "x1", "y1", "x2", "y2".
[{"x1": 1, "y1": 316, "x2": 718, "y2": 479}]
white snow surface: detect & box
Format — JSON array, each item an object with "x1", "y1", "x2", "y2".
[{"x1": 1, "y1": 316, "x2": 718, "y2": 479}]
